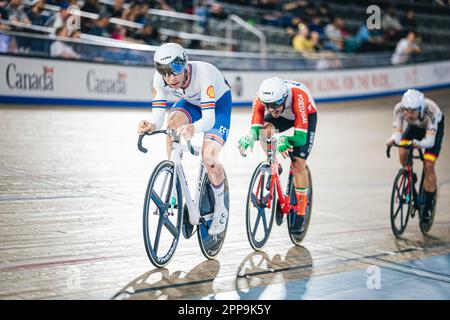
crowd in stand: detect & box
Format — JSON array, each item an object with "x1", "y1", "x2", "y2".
[{"x1": 0, "y1": 0, "x2": 439, "y2": 65}]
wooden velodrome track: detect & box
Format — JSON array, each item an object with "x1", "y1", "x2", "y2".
[{"x1": 1, "y1": 89, "x2": 449, "y2": 299}]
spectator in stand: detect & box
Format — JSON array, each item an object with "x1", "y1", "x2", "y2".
[
  {"x1": 154, "y1": 0, "x2": 174, "y2": 11},
  {"x1": 258, "y1": 0, "x2": 279, "y2": 10},
  {"x1": 209, "y1": 3, "x2": 228, "y2": 21},
  {"x1": 310, "y1": 31, "x2": 321, "y2": 52},
  {"x1": 194, "y1": 0, "x2": 209, "y2": 33},
  {"x1": 308, "y1": 16, "x2": 324, "y2": 38},
  {"x1": 283, "y1": 0, "x2": 308, "y2": 17},
  {"x1": 324, "y1": 16, "x2": 344, "y2": 52},
  {"x1": 286, "y1": 16, "x2": 305, "y2": 39},
  {"x1": 45, "y1": 2, "x2": 70, "y2": 29},
  {"x1": 0, "y1": 0, "x2": 8, "y2": 21},
  {"x1": 133, "y1": 23, "x2": 160, "y2": 45},
  {"x1": 318, "y1": 3, "x2": 333, "y2": 27},
  {"x1": 0, "y1": 2, "x2": 14, "y2": 53},
  {"x1": 382, "y1": 6, "x2": 402, "y2": 41},
  {"x1": 86, "y1": 12, "x2": 111, "y2": 37},
  {"x1": 50, "y1": 25, "x2": 80, "y2": 58},
  {"x1": 6, "y1": 0, "x2": 31, "y2": 25},
  {"x1": 134, "y1": 3, "x2": 150, "y2": 25},
  {"x1": 123, "y1": 3, "x2": 139, "y2": 23},
  {"x1": 107, "y1": 0, "x2": 125, "y2": 19},
  {"x1": 292, "y1": 23, "x2": 314, "y2": 53},
  {"x1": 304, "y1": 2, "x2": 318, "y2": 20},
  {"x1": 401, "y1": 9, "x2": 417, "y2": 33},
  {"x1": 27, "y1": 0, "x2": 47, "y2": 26},
  {"x1": 435, "y1": 0, "x2": 449, "y2": 6},
  {"x1": 81, "y1": 0, "x2": 100, "y2": 14},
  {"x1": 391, "y1": 31, "x2": 420, "y2": 65},
  {"x1": 111, "y1": 24, "x2": 126, "y2": 41}
]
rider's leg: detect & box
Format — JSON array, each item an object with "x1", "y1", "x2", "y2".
[
  {"x1": 202, "y1": 92, "x2": 232, "y2": 236},
  {"x1": 203, "y1": 139, "x2": 225, "y2": 187},
  {"x1": 292, "y1": 157, "x2": 308, "y2": 216},
  {"x1": 203, "y1": 137, "x2": 228, "y2": 235},
  {"x1": 423, "y1": 159, "x2": 437, "y2": 211},
  {"x1": 423, "y1": 160, "x2": 437, "y2": 192},
  {"x1": 166, "y1": 110, "x2": 190, "y2": 158},
  {"x1": 399, "y1": 148, "x2": 409, "y2": 167}
]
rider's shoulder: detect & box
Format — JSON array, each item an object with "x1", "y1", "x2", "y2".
[
  {"x1": 394, "y1": 101, "x2": 404, "y2": 111},
  {"x1": 286, "y1": 80, "x2": 313, "y2": 97},
  {"x1": 424, "y1": 97, "x2": 440, "y2": 110}
]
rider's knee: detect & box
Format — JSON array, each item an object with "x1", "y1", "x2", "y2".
[
  {"x1": 167, "y1": 112, "x2": 187, "y2": 129},
  {"x1": 292, "y1": 158, "x2": 306, "y2": 172},
  {"x1": 202, "y1": 150, "x2": 218, "y2": 170},
  {"x1": 423, "y1": 160, "x2": 435, "y2": 174}
]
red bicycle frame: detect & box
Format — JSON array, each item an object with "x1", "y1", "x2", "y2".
[{"x1": 254, "y1": 137, "x2": 294, "y2": 215}]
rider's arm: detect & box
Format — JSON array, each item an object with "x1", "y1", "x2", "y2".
[
  {"x1": 151, "y1": 78, "x2": 168, "y2": 130},
  {"x1": 193, "y1": 84, "x2": 216, "y2": 133},
  {"x1": 416, "y1": 115, "x2": 438, "y2": 148},
  {"x1": 289, "y1": 89, "x2": 309, "y2": 147},
  {"x1": 250, "y1": 98, "x2": 265, "y2": 140},
  {"x1": 390, "y1": 103, "x2": 404, "y2": 144},
  {"x1": 415, "y1": 131, "x2": 436, "y2": 148}
]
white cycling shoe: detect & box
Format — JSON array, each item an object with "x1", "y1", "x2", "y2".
[{"x1": 208, "y1": 206, "x2": 228, "y2": 236}]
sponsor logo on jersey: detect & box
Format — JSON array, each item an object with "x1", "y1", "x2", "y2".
[
  {"x1": 297, "y1": 94, "x2": 307, "y2": 124},
  {"x1": 152, "y1": 87, "x2": 156, "y2": 97},
  {"x1": 206, "y1": 85, "x2": 215, "y2": 99},
  {"x1": 6, "y1": 63, "x2": 54, "y2": 91}
]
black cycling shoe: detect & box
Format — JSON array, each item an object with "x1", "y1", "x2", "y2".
[
  {"x1": 291, "y1": 215, "x2": 306, "y2": 235},
  {"x1": 421, "y1": 206, "x2": 432, "y2": 224}
]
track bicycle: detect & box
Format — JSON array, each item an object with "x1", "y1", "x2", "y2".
[
  {"x1": 138, "y1": 129, "x2": 229, "y2": 267},
  {"x1": 241, "y1": 135, "x2": 313, "y2": 250}
]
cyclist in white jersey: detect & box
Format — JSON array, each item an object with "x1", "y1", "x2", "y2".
[
  {"x1": 138, "y1": 43, "x2": 232, "y2": 235},
  {"x1": 386, "y1": 89, "x2": 445, "y2": 221}
]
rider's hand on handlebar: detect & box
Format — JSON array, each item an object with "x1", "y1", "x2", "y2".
[
  {"x1": 177, "y1": 124, "x2": 195, "y2": 141},
  {"x1": 138, "y1": 120, "x2": 155, "y2": 135},
  {"x1": 385, "y1": 137, "x2": 395, "y2": 147},
  {"x1": 276, "y1": 136, "x2": 293, "y2": 159},
  {"x1": 238, "y1": 133, "x2": 255, "y2": 156}
]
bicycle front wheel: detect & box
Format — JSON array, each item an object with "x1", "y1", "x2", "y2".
[
  {"x1": 143, "y1": 160, "x2": 182, "y2": 268},
  {"x1": 246, "y1": 162, "x2": 276, "y2": 251},
  {"x1": 390, "y1": 168, "x2": 412, "y2": 238}
]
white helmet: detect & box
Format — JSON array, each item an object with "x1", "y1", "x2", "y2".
[
  {"x1": 154, "y1": 43, "x2": 188, "y2": 77},
  {"x1": 257, "y1": 77, "x2": 288, "y2": 109},
  {"x1": 401, "y1": 89, "x2": 425, "y2": 113}
]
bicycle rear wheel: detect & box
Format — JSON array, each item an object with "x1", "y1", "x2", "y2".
[
  {"x1": 390, "y1": 168, "x2": 412, "y2": 238},
  {"x1": 287, "y1": 165, "x2": 313, "y2": 245},
  {"x1": 143, "y1": 160, "x2": 182, "y2": 268},
  {"x1": 246, "y1": 162, "x2": 276, "y2": 251},
  {"x1": 197, "y1": 171, "x2": 229, "y2": 259}
]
